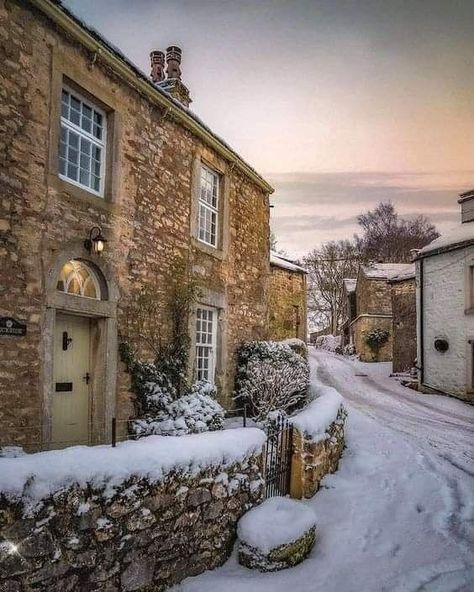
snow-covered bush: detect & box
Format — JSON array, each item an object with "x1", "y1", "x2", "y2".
[
  {"x1": 130, "y1": 380, "x2": 224, "y2": 437},
  {"x1": 281, "y1": 338, "x2": 308, "y2": 359},
  {"x1": 365, "y1": 328, "x2": 389, "y2": 351},
  {"x1": 315, "y1": 334, "x2": 342, "y2": 353},
  {"x1": 343, "y1": 343, "x2": 356, "y2": 356},
  {"x1": 235, "y1": 341, "x2": 309, "y2": 422}
]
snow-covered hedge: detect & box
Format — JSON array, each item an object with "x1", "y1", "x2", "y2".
[
  {"x1": 126, "y1": 359, "x2": 225, "y2": 437},
  {"x1": 280, "y1": 337, "x2": 308, "y2": 359},
  {"x1": 234, "y1": 341, "x2": 309, "y2": 422},
  {"x1": 314, "y1": 334, "x2": 342, "y2": 353},
  {"x1": 130, "y1": 380, "x2": 224, "y2": 437}
]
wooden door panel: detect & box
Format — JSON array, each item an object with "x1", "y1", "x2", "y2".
[{"x1": 52, "y1": 314, "x2": 91, "y2": 447}]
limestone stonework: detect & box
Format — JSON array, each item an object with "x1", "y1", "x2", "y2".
[
  {"x1": 349, "y1": 265, "x2": 402, "y2": 362},
  {"x1": 0, "y1": 0, "x2": 274, "y2": 449},
  {"x1": 290, "y1": 407, "x2": 346, "y2": 499},
  {"x1": 0, "y1": 453, "x2": 264, "y2": 590},
  {"x1": 268, "y1": 259, "x2": 307, "y2": 342},
  {"x1": 390, "y1": 277, "x2": 416, "y2": 373}
]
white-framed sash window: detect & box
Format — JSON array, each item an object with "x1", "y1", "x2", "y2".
[
  {"x1": 198, "y1": 165, "x2": 219, "y2": 247},
  {"x1": 195, "y1": 306, "x2": 217, "y2": 383},
  {"x1": 59, "y1": 86, "x2": 106, "y2": 197}
]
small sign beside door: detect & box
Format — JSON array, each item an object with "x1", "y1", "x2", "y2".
[{"x1": 0, "y1": 317, "x2": 27, "y2": 337}]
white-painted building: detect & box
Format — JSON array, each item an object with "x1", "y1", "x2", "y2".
[{"x1": 416, "y1": 189, "x2": 474, "y2": 402}]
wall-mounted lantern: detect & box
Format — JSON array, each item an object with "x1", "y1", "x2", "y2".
[{"x1": 84, "y1": 226, "x2": 107, "y2": 255}]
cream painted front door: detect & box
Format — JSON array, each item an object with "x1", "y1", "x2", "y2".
[{"x1": 52, "y1": 314, "x2": 91, "y2": 447}]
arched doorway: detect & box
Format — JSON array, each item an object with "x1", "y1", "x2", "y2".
[{"x1": 44, "y1": 257, "x2": 118, "y2": 449}]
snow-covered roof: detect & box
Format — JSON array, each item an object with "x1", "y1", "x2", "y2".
[
  {"x1": 38, "y1": 0, "x2": 272, "y2": 195},
  {"x1": 270, "y1": 252, "x2": 307, "y2": 274},
  {"x1": 343, "y1": 278, "x2": 357, "y2": 293},
  {"x1": 418, "y1": 221, "x2": 474, "y2": 257},
  {"x1": 361, "y1": 263, "x2": 411, "y2": 280},
  {"x1": 388, "y1": 263, "x2": 415, "y2": 283},
  {"x1": 458, "y1": 189, "x2": 474, "y2": 203}
]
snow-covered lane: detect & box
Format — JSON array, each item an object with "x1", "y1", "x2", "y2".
[{"x1": 176, "y1": 350, "x2": 474, "y2": 592}]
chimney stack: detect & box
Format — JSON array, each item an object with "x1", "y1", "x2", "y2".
[
  {"x1": 149, "y1": 45, "x2": 191, "y2": 108},
  {"x1": 150, "y1": 50, "x2": 165, "y2": 83}
]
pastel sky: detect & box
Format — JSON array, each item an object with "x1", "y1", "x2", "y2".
[{"x1": 65, "y1": 0, "x2": 474, "y2": 257}]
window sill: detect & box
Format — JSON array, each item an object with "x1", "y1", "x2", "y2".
[
  {"x1": 192, "y1": 237, "x2": 225, "y2": 261},
  {"x1": 48, "y1": 173, "x2": 116, "y2": 212},
  {"x1": 465, "y1": 308, "x2": 474, "y2": 315}
]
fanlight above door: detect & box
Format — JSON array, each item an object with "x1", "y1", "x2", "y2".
[{"x1": 56, "y1": 260, "x2": 101, "y2": 300}]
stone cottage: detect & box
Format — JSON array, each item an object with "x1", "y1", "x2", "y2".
[
  {"x1": 0, "y1": 0, "x2": 276, "y2": 450},
  {"x1": 415, "y1": 189, "x2": 474, "y2": 402},
  {"x1": 268, "y1": 252, "x2": 307, "y2": 341},
  {"x1": 349, "y1": 263, "x2": 410, "y2": 362},
  {"x1": 388, "y1": 264, "x2": 416, "y2": 373}
]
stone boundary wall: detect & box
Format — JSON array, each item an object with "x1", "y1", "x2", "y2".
[
  {"x1": 290, "y1": 406, "x2": 346, "y2": 499},
  {"x1": 0, "y1": 441, "x2": 264, "y2": 590}
]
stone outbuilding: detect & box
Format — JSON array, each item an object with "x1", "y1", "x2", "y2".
[
  {"x1": 388, "y1": 264, "x2": 416, "y2": 374},
  {"x1": 0, "y1": 0, "x2": 277, "y2": 450},
  {"x1": 268, "y1": 252, "x2": 307, "y2": 342},
  {"x1": 349, "y1": 263, "x2": 411, "y2": 362},
  {"x1": 415, "y1": 189, "x2": 474, "y2": 402}
]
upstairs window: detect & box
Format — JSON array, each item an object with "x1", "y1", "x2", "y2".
[
  {"x1": 195, "y1": 306, "x2": 217, "y2": 383},
  {"x1": 198, "y1": 165, "x2": 219, "y2": 247},
  {"x1": 59, "y1": 87, "x2": 106, "y2": 196}
]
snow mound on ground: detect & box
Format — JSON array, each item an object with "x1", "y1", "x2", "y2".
[
  {"x1": 315, "y1": 335, "x2": 341, "y2": 353},
  {"x1": 237, "y1": 497, "x2": 316, "y2": 554},
  {"x1": 0, "y1": 428, "x2": 266, "y2": 502},
  {"x1": 290, "y1": 386, "x2": 344, "y2": 441}
]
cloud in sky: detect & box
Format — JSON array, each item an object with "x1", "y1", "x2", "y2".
[{"x1": 268, "y1": 170, "x2": 472, "y2": 256}]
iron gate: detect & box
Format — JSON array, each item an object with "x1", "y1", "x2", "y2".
[{"x1": 264, "y1": 414, "x2": 293, "y2": 498}]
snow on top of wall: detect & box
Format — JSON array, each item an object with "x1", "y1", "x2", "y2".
[
  {"x1": 290, "y1": 386, "x2": 344, "y2": 441},
  {"x1": 418, "y1": 221, "x2": 474, "y2": 256},
  {"x1": 343, "y1": 278, "x2": 357, "y2": 293},
  {"x1": 361, "y1": 263, "x2": 411, "y2": 280},
  {"x1": 388, "y1": 263, "x2": 415, "y2": 282},
  {"x1": 237, "y1": 496, "x2": 316, "y2": 553},
  {"x1": 270, "y1": 252, "x2": 307, "y2": 274},
  {"x1": 0, "y1": 428, "x2": 266, "y2": 502}
]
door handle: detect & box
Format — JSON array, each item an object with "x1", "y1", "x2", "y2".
[{"x1": 83, "y1": 372, "x2": 91, "y2": 384}]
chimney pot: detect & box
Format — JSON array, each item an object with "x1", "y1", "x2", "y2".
[
  {"x1": 150, "y1": 50, "x2": 165, "y2": 83},
  {"x1": 166, "y1": 46, "x2": 182, "y2": 80}
]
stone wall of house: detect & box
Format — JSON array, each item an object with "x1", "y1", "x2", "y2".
[
  {"x1": 0, "y1": 452, "x2": 264, "y2": 591},
  {"x1": 0, "y1": 0, "x2": 271, "y2": 447},
  {"x1": 268, "y1": 266, "x2": 307, "y2": 342},
  {"x1": 290, "y1": 407, "x2": 346, "y2": 499},
  {"x1": 351, "y1": 315, "x2": 393, "y2": 362},
  {"x1": 356, "y1": 274, "x2": 392, "y2": 317},
  {"x1": 391, "y1": 278, "x2": 416, "y2": 373},
  {"x1": 417, "y1": 247, "x2": 474, "y2": 401}
]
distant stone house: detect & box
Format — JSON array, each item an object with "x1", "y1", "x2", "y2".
[
  {"x1": 0, "y1": 0, "x2": 277, "y2": 450},
  {"x1": 415, "y1": 189, "x2": 474, "y2": 403},
  {"x1": 268, "y1": 252, "x2": 307, "y2": 342},
  {"x1": 388, "y1": 264, "x2": 416, "y2": 373},
  {"x1": 349, "y1": 263, "x2": 410, "y2": 362}
]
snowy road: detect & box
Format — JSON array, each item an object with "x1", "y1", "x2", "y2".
[{"x1": 177, "y1": 349, "x2": 474, "y2": 592}]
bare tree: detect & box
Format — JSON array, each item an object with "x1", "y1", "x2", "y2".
[
  {"x1": 303, "y1": 240, "x2": 361, "y2": 334},
  {"x1": 355, "y1": 202, "x2": 439, "y2": 263}
]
